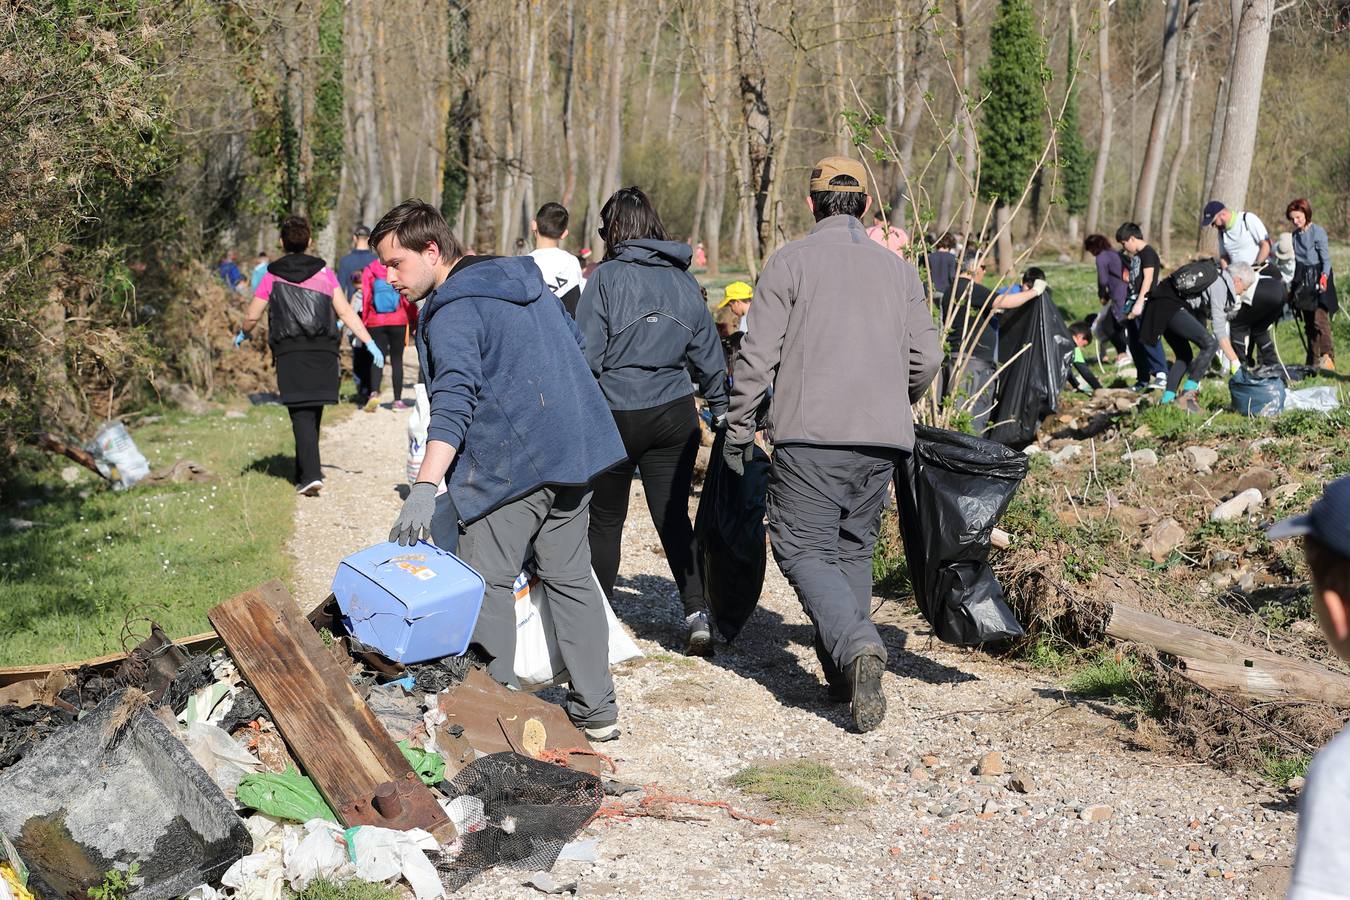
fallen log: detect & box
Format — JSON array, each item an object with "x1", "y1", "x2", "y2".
[
  {"x1": 1178, "y1": 656, "x2": 1350, "y2": 707},
  {"x1": 1105, "y1": 602, "x2": 1350, "y2": 707},
  {"x1": 34, "y1": 432, "x2": 109, "y2": 481}
]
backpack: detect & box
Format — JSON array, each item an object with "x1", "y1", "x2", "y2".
[
  {"x1": 1169, "y1": 258, "x2": 1222, "y2": 297},
  {"x1": 371, "y1": 277, "x2": 400, "y2": 314}
]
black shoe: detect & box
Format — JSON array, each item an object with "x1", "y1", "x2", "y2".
[
  {"x1": 827, "y1": 682, "x2": 850, "y2": 703},
  {"x1": 849, "y1": 654, "x2": 887, "y2": 733}
]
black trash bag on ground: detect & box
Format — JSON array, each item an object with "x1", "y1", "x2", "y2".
[
  {"x1": 895, "y1": 424, "x2": 1028, "y2": 645},
  {"x1": 433, "y1": 752, "x2": 603, "y2": 892},
  {"x1": 986, "y1": 291, "x2": 1075, "y2": 446},
  {"x1": 694, "y1": 429, "x2": 771, "y2": 642}
]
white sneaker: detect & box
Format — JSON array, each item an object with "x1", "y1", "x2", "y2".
[
  {"x1": 1114, "y1": 353, "x2": 1133, "y2": 369},
  {"x1": 584, "y1": 723, "x2": 620, "y2": 743},
  {"x1": 297, "y1": 479, "x2": 323, "y2": 496},
  {"x1": 1149, "y1": 373, "x2": 1168, "y2": 391}
]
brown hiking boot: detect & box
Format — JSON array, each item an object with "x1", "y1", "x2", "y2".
[{"x1": 1178, "y1": 390, "x2": 1202, "y2": 415}]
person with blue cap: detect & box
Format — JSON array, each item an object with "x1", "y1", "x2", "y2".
[{"x1": 1268, "y1": 475, "x2": 1350, "y2": 899}]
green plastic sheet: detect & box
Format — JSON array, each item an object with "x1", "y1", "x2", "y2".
[
  {"x1": 236, "y1": 767, "x2": 338, "y2": 823},
  {"x1": 397, "y1": 741, "x2": 445, "y2": 786}
]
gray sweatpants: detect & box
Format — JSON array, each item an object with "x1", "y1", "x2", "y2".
[
  {"x1": 766, "y1": 444, "x2": 897, "y2": 687},
  {"x1": 456, "y1": 485, "x2": 617, "y2": 727}
]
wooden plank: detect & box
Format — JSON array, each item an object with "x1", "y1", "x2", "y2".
[
  {"x1": 210, "y1": 580, "x2": 453, "y2": 838},
  {"x1": 0, "y1": 631, "x2": 222, "y2": 688},
  {"x1": 1105, "y1": 603, "x2": 1296, "y2": 668}
]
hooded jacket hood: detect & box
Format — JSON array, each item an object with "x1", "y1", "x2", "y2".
[
  {"x1": 422, "y1": 255, "x2": 547, "y2": 321},
  {"x1": 269, "y1": 252, "x2": 326, "y2": 284},
  {"x1": 608, "y1": 239, "x2": 693, "y2": 269}
]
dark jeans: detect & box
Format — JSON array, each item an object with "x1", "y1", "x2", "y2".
[
  {"x1": 368, "y1": 325, "x2": 407, "y2": 401},
  {"x1": 1162, "y1": 308, "x2": 1219, "y2": 393},
  {"x1": 589, "y1": 395, "x2": 704, "y2": 616},
  {"x1": 457, "y1": 486, "x2": 616, "y2": 726},
  {"x1": 1125, "y1": 318, "x2": 1167, "y2": 384},
  {"x1": 1229, "y1": 292, "x2": 1284, "y2": 367},
  {"x1": 766, "y1": 444, "x2": 897, "y2": 685},
  {"x1": 288, "y1": 405, "x2": 324, "y2": 485}
]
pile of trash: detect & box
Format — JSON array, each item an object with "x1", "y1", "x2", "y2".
[{"x1": 0, "y1": 565, "x2": 642, "y2": 900}]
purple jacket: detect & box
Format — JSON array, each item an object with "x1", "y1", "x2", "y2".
[{"x1": 1096, "y1": 251, "x2": 1128, "y2": 321}]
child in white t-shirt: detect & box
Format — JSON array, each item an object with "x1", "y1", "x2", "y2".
[{"x1": 1269, "y1": 476, "x2": 1350, "y2": 899}]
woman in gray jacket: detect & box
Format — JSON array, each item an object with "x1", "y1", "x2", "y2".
[
  {"x1": 576, "y1": 187, "x2": 730, "y2": 656},
  {"x1": 1287, "y1": 198, "x2": 1338, "y2": 370}
]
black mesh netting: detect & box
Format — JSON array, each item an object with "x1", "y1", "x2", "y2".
[
  {"x1": 0, "y1": 704, "x2": 76, "y2": 768},
  {"x1": 433, "y1": 752, "x2": 603, "y2": 892}
]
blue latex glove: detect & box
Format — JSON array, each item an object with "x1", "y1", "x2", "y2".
[
  {"x1": 364, "y1": 340, "x2": 385, "y2": 370},
  {"x1": 233, "y1": 330, "x2": 248, "y2": 348}
]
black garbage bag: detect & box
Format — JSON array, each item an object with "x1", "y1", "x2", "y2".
[
  {"x1": 986, "y1": 290, "x2": 1075, "y2": 446},
  {"x1": 895, "y1": 424, "x2": 1028, "y2": 645},
  {"x1": 694, "y1": 430, "x2": 771, "y2": 641}
]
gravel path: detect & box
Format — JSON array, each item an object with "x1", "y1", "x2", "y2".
[{"x1": 292, "y1": 412, "x2": 1299, "y2": 899}]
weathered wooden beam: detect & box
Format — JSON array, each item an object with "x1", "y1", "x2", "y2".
[{"x1": 210, "y1": 580, "x2": 454, "y2": 840}]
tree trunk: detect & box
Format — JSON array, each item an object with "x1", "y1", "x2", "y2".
[
  {"x1": 562, "y1": 0, "x2": 578, "y2": 207},
  {"x1": 664, "y1": 50, "x2": 684, "y2": 142},
  {"x1": 690, "y1": 143, "x2": 708, "y2": 251},
  {"x1": 1198, "y1": 0, "x2": 1243, "y2": 240},
  {"x1": 831, "y1": 0, "x2": 849, "y2": 155},
  {"x1": 1208, "y1": 0, "x2": 1274, "y2": 212},
  {"x1": 639, "y1": 1, "x2": 664, "y2": 144},
  {"x1": 733, "y1": 0, "x2": 773, "y2": 260},
  {"x1": 995, "y1": 203, "x2": 1014, "y2": 275},
  {"x1": 1159, "y1": 64, "x2": 1196, "y2": 260},
  {"x1": 602, "y1": 0, "x2": 628, "y2": 195},
  {"x1": 954, "y1": 0, "x2": 977, "y2": 245},
  {"x1": 374, "y1": 18, "x2": 403, "y2": 206},
  {"x1": 1131, "y1": 0, "x2": 1184, "y2": 235},
  {"x1": 1084, "y1": 0, "x2": 1113, "y2": 236},
  {"x1": 766, "y1": 41, "x2": 805, "y2": 251}
]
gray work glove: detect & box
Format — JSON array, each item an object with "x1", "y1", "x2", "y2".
[
  {"x1": 389, "y1": 481, "x2": 439, "y2": 546},
  {"x1": 722, "y1": 440, "x2": 754, "y2": 477}
]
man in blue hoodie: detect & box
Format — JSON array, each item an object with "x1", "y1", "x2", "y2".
[{"x1": 374, "y1": 200, "x2": 628, "y2": 741}]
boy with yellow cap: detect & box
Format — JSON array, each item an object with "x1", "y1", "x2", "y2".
[{"x1": 716, "y1": 281, "x2": 753, "y2": 337}]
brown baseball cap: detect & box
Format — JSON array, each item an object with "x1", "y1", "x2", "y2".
[{"x1": 809, "y1": 156, "x2": 868, "y2": 193}]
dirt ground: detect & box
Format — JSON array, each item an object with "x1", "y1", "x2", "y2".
[{"x1": 291, "y1": 402, "x2": 1300, "y2": 899}]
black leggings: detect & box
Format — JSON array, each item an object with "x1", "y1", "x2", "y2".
[
  {"x1": 588, "y1": 394, "x2": 705, "y2": 616},
  {"x1": 368, "y1": 325, "x2": 407, "y2": 401},
  {"x1": 288, "y1": 405, "x2": 324, "y2": 486},
  {"x1": 1163, "y1": 308, "x2": 1219, "y2": 394}
]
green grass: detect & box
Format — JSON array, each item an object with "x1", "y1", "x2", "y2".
[
  {"x1": 1065, "y1": 649, "x2": 1156, "y2": 713},
  {"x1": 730, "y1": 760, "x2": 869, "y2": 815},
  {"x1": 294, "y1": 880, "x2": 400, "y2": 900},
  {"x1": 0, "y1": 404, "x2": 305, "y2": 665},
  {"x1": 1254, "y1": 747, "x2": 1311, "y2": 787}
]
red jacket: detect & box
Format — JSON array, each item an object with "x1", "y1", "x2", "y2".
[{"x1": 360, "y1": 260, "x2": 419, "y2": 330}]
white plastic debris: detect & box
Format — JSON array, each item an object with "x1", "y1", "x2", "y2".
[
  {"x1": 348, "y1": 826, "x2": 445, "y2": 900},
  {"x1": 282, "y1": 819, "x2": 352, "y2": 891},
  {"x1": 181, "y1": 721, "x2": 261, "y2": 797}
]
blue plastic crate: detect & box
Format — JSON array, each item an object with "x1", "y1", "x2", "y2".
[{"x1": 331, "y1": 541, "x2": 485, "y2": 664}]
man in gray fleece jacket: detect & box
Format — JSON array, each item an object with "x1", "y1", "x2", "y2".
[{"x1": 723, "y1": 156, "x2": 943, "y2": 733}]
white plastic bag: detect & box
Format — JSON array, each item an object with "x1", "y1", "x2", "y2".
[
  {"x1": 348, "y1": 826, "x2": 444, "y2": 900},
  {"x1": 1284, "y1": 385, "x2": 1340, "y2": 412},
  {"x1": 406, "y1": 383, "x2": 447, "y2": 494},
  {"x1": 514, "y1": 569, "x2": 643, "y2": 689},
  {"x1": 88, "y1": 421, "x2": 150, "y2": 489},
  {"x1": 282, "y1": 820, "x2": 352, "y2": 892},
  {"x1": 182, "y1": 721, "x2": 261, "y2": 797}
]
